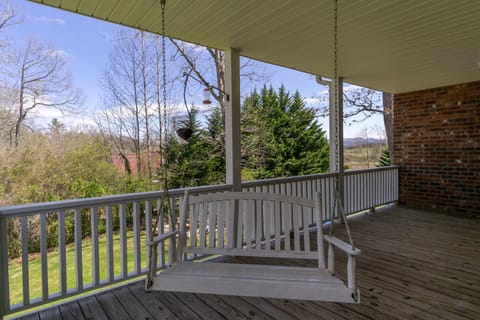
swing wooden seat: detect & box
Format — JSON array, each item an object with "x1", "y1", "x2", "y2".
[{"x1": 146, "y1": 191, "x2": 361, "y2": 303}]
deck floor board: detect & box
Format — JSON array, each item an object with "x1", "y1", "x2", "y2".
[{"x1": 12, "y1": 206, "x2": 480, "y2": 320}]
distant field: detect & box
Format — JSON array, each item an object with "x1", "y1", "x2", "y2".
[{"x1": 344, "y1": 143, "x2": 385, "y2": 170}]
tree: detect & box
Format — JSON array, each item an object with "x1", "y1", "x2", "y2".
[
  {"x1": 166, "y1": 108, "x2": 225, "y2": 188},
  {"x1": 0, "y1": 3, "x2": 18, "y2": 144},
  {"x1": 3, "y1": 39, "x2": 81, "y2": 146},
  {"x1": 0, "y1": 130, "x2": 118, "y2": 205},
  {"x1": 358, "y1": 127, "x2": 371, "y2": 168},
  {"x1": 317, "y1": 86, "x2": 393, "y2": 156},
  {"x1": 170, "y1": 39, "x2": 269, "y2": 181},
  {"x1": 48, "y1": 118, "x2": 66, "y2": 135},
  {"x1": 98, "y1": 30, "x2": 163, "y2": 178},
  {"x1": 343, "y1": 88, "x2": 392, "y2": 154},
  {"x1": 0, "y1": 0, "x2": 16, "y2": 49},
  {"x1": 382, "y1": 92, "x2": 394, "y2": 158},
  {"x1": 242, "y1": 86, "x2": 329, "y2": 179},
  {"x1": 0, "y1": 129, "x2": 120, "y2": 258},
  {"x1": 377, "y1": 145, "x2": 391, "y2": 167},
  {"x1": 170, "y1": 38, "x2": 268, "y2": 135}
]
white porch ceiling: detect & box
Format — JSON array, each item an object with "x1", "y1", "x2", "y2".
[{"x1": 30, "y1": 0, "x2": 480, "y2": 94}]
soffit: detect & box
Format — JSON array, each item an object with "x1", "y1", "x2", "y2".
[{"x1": 30, "y1": 0, "x2": 480, "y2": 93}]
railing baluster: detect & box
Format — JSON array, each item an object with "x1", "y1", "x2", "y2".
[
  {"x1": 369, "y1": 171, "x2": 374, "y2": 208},
  {"x1": 0, "y1": 217, "x2": 9, "y2": 317},
  {"x1": 21, "y1": 216, "x2": 29, "y2": 305},
  {"x1": 344, "y1": 175, "x2": 350, "y2": 214},
  {"x1": 58, "y1": 211, "x2": 67, "y2": 296},
  {"x1": 157, "y1": 200, "x2": 165, "y2": 268},
  {"x1": 105, "y1": 206, "x2": 114, "y2": 282},
  {"x1": 133, "y1": 202, "x2": 141, "y2": 275},
  {"x1": 90, "y1": 207, "x2": 99, "y2": 287},
  {"x1": 145, "y1": 200, "x2": 152, "y2": 272},
  {"x1": 40, "y1": 214, "x2": 48, "y2": 300},
  {"x1": 74, "y1": 209, "x2": 83, "y2": 291},
  {"x1": 356, "y1": 173, "x2": 361, "y2": 212},
  {"x1": 119, "y1": 204, "x2": 128, "y2": 278}
]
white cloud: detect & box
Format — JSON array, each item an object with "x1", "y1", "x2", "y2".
[
  {"x1": 33, "y1": 16, "x2": 66, "y2": 25},
  {"x1": 29, "y1": 105, "x2": 96, "y2": 131}
]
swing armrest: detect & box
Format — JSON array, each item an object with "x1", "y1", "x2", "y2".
[
  {"x1": 146, "y1": 230, "x2": 181, "y2": 246},
  {"x1": 324, "y1": 235, "x2": 361, "y2": 256},
  {"x1": 324, "y1": 235, "x2": 361, "y2": 292}
]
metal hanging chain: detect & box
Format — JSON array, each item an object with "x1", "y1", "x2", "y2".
[
  {"x1": 147, "y1": 0, "x2": 169, "y2": 289},
  {"x1": 161, "y1": 0, "x2": 169, "y2": 193},
  {"x1": 329, "y1": 0, "x2": 355, "y2": 249},
  {"x1": 333, "y1": 0, "x2": 339, "y2": 175},
  {"x1": 329, "y1": 0, "x2": 339, "y2": 236}
]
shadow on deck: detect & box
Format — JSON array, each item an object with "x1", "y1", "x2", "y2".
[{"x1": 12, "y1": 206, "x2": 480, "y2": 320}]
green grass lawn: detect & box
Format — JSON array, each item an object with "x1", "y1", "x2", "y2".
[{"x1": 7, "y1": 230, "x2": 160, "y2": 306}]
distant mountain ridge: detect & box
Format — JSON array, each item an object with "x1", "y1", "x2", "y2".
[{"x1": 343, "y1": 138, "x2": 386, "y2": 148}]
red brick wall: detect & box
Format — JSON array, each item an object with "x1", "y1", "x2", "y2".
[{"x1": 393, "y1": 81, "x2": 480, "y2": 214}]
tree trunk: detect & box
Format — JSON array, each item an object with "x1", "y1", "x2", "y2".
[
  {"x1": 140, "y1": 32, "x2": 152, "y2": 179},
  {"x1": 14, "y1": 63, "x2": 26, "y2": 147},
  {"x1": 382, "y1": 92, "x2": 393, "y2": 158}
]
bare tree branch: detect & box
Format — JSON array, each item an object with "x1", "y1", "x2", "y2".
[{"x1": 3, "y1": 39, "x2": 81, "y2": 146}]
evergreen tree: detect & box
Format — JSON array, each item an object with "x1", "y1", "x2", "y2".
[
  {"x1": 205, "y1": 108, "x2": 226, "y2": 184},
  {"x1": 377, "y1": 145, "x2": 391, "y2": 167},
  {"x1": 242, "y1": 86, "x2": 329, "y2": 179},
  {"x1": 167, "y1": 108, "x2": 224, "y2": 188}
]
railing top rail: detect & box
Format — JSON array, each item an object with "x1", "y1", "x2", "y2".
[
  {"x1": 344, "y1": 165, "x2": 399, "y2": 176},
  {"x1": 0, "y1": 166, "x2": 399, "y2": 219},
  {"x1": 242, "y1": 166, "x2": 399, "y2": 187},
  {"x1": 0, "y1": 184, "x2": 232, "y2": 218},
  {"x1": 241, "y1": 172, "x2": 337, "y2": 188}
]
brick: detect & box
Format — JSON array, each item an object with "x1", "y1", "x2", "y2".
[{"x1": 393, "y1": 81, "x2": 480, "y2": 215}]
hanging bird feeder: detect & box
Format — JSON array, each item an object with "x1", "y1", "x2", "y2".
[{"x1": 202, "y1": 87, "x2": 212, "y2": 105}]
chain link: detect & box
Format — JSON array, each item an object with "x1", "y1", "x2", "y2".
[
  {"x1": 330, "y1": 0, "x2": 355, "y2": 248},
  {"x1": 147, "y1": 0, "x2": 171, "y2": 289},
  {"x1": 161, "y1": 0, "x2": 169, "y2": 188},
  {"x1": 333, "y1": 0, "x2": 339, "y2": 174}
]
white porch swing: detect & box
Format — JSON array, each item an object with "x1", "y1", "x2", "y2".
[{"x1": 145, "y1": 0, "x2": 361, "y2": 303}]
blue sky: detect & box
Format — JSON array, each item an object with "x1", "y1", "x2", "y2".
[{"x1": 4, "y1": 0, "x2": 384, "y2": 138}]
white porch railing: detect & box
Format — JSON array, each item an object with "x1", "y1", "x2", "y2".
[
  {"x1": 242, "y1": 166, "x2": 399, "y2": 218},
  {"x1": 0, "y1": 166, "x2": 398, "y2": 318}
]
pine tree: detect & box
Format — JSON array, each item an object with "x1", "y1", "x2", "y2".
[
  {"x1": 242, "y1": 85, "x2": 329, "y2": 179},
  {"x1": 167, "y1": 108, "x2": 225, "y2": 188},
  {"x1": 377, "y1": 145, "x2": 391, "y2": 167}
]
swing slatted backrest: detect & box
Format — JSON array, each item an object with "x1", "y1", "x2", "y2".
[
  {"x1": 182, "y1": 192, "x2": 323, "y2": 263},
  {"x1": 147, "y1": 191, "x2": 360, "y2": 303}
]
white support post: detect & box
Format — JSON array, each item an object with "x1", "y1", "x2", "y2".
[
  {"x1": 323, "y1": 77, "x2": 345, "y2": 219},
  {"x1": 224, "y1": 48, "x2": 242, "y2": 192},
  {"x1": 326, "y1": 78, "x2": 345, "y2": 218},
  {"x1": 225, "y1": 48, "x2": 241, "y2": 248}
]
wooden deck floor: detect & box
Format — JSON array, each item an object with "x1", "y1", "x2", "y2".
[{"x1": 13, "y1": 206, "x2": 480, "y2": 320}]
